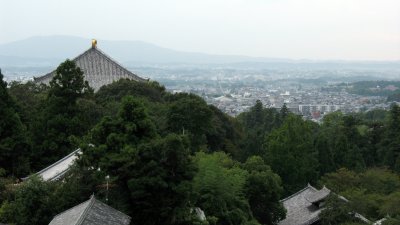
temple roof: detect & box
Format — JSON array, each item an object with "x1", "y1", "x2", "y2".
[
  {"x1": 34, "y1": 42, "x2": 146, "y2": 90},
  {"x1": 278, "y1": 184, "x2": 371, "y2": 225},
  {"x1": 23, "y1": 149, "x2": 80, "y2": 181},
  {"x1": 278, "y1": 184, "x2": 329, "y2": 225},
  {"x1": 306, "y1": 186, "x2": 331, "y2": 204},
  {"x1": 49, "y1": 195, "x2": 131, "y2": 225}
]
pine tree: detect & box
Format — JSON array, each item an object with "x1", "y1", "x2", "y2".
[
  {"x1": 0, "y1": 69, "x2": 30, "y2": 176},
  {"x1": 31, "y1": 60, "x2": 93, "y2": 169}
]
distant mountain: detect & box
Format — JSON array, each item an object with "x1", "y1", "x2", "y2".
[
  {"x1": 0, "y1": 35, "x2": 284, "y2": 66},
  {"x1": 1, "y1": 35, "x2": 399, "y2": 69}
]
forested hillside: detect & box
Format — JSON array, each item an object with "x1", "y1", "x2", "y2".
[
  {"x1": 0, "y1": 61, "x2": 400, "y2": 225},
  {"x1": 346, "y1": 80, "x2": 400, "y2": 97}
]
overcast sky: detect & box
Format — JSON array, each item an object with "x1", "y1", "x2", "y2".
[{"x1": 1, "y1": 0, "x2": 399, "y2": 60}]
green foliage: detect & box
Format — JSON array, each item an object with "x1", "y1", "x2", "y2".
[
  {"x1": 320, "y1": 168, "x2": 400, "y2": 220},
  {"x1": 362, "y1": 109, "x2": 388, "y2": 122},
  {"x1": 127, "y1": 134, "x2": 196, "y2": 225},
  {"x1": 378, "y1": 104, "x2": 400, "y2": 172},
  {"x1": 80, "y1": 96, "x2": 196, "y2": 225},
  {"x1": 380, "y1": 192, "x2": 400, "y2": 216},
  {"x1": 319, "y1": 195, "x2": 358, "y2": 225},
  {"x1": 96, "y1": 78, "x2": 166, "y2": 104},
  {"x1": 30, "y1": 60, "x2": 97, "y2": 169},
  {"x1": 49, "y1": 59, "x2": 92, "y2": 100},
  {"x1": 383, "y1": 216, "x2": 400, "y2": 225},
  {"x1": 167, "y1": 93, "x2": 213, "y2": 151},
  {"x1": 8, "y1": 81, "x2": 48, "y2": 126},
  {"x1": 237, "y1": 101, "x2": 281, "y2": 160},
  {"x1": 192, "y1": 152, "x2": 252, "y2": 225},
  {"x1": 0, "y1": 70, "x2": 30, "y2": 176},
  {"x1": 243, "y1": 156, "x2": 286, "y2": 225},
  {"x1": 346, "y1": 80, "x2": 400, "y2": 96},
  {"x1": 264, "y1": 114, "x2": 319, "y2": 194},
  {"x1": 4, "y1": 59, "x2": 400, "y2": 225},
  {"x1": 0, "y1": 176, "x2": 56, "y2": 225},
  {"x1": 318, "y1": 112, "x2": 367, "y2": 172},
  {"x1": 206, "y1": 105, "x2": 243, "y2": 158}
]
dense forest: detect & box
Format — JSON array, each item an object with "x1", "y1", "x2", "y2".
[{"x1": 0, "y1": 61, "x2": 400, "y2": 225}]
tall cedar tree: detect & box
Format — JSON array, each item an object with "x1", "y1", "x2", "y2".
[
  {"x1": 264, "y1": 114, "x2": 319, "y2": 194},
  {"x1": 379, "y1": 104, "x2": 400, "y2": 171},
  {"x1": 31, "y1": 60, "x2": 92, "y2": 169},
  {"x1": 237, "y1": 100, "x2": 280, "y2": 161},
  {"x1": 79, "y1": 96, "x2": 196, "y2": 225},
  {"x1": 0, "y1": 69, "x2": 30, "y2": 176}
]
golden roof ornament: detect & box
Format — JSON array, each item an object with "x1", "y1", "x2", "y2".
[{"x1": 92, "y1": 39, "x2": 97, "y2": 48}]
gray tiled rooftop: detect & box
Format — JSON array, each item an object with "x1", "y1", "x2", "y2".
[
  {"x1": 35, "y1": 45, "x2": 146, "y2": 90},
  {"x1": 49, "y1": 196, "x2": 131, "y2": 225},
  {"x1": 278, "y1": 185, "x2": 325, "y2": 225}
]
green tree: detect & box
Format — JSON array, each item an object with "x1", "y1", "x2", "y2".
[
  {"x1": 243, "y1": 156, "x2": 286, "y2": 225},
  {"x1": 80, "y1": 96, "x2": 196, "y2": 225},
  {"x1": 192, "y1": 152, "x2": 252, "y2": 225},
  {"x1": 0, "y1": 69, "x2": 30, "y2": 176},
  {"x1": 320, "y1": 168, "x2": 400, "y2": 220},
  {"x1": 8, "y1": 81, "x2": 48, "y2": 127},
  {"x1": 127, "y1": 134, "x2": 196, "y2": 225},
  {"x1": 48, "y1": 59, "x2": 92, "y2": 101},
  {"x1": 206, "y1": 105, "x2": 243, "y2": 159},
  {"x1": 0, "y1": 176, "x2": 56, "y2": 225},
  {"x1": 237, "y1": 101, "x2": 280, "y2": 160},
  {"x1": 378, "y1": 104, "x2": 400, "y2": 171},
  {"x1": 31, "y1": 60, "x2": 93, "y2": 169},
  {"x1": 264, "y1": 114, "x2": 319, "y2": 194},
  {"x1": 96, "y1": 78, "x2": 166, "y2": 104},
  {"x1": 319, "y1": 195, "x2": 357, "y2": 225},
  {"x1": 319, "y1": 112, "x2": 366, "y2": 172},
  {"x1": 167, "y1": 93, "x2": 213, "y2": 151},
  {"x1": 315, "y1": 133, "x2": 336, "y2": 175},
  {"x1": 380, "y1": 192, "x2": 400, "y2": 217}
]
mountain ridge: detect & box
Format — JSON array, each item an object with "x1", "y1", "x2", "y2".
[{"x1": 1, "y1": 36, "x2": 399, "y2": 69}]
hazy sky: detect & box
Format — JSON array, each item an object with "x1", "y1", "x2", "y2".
[{"x1": 1, "y1": 0, "x2": 399, "y2": 60}]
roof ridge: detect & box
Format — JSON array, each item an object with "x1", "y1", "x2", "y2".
[
  {"x1": 50, "y1": 197, "x2": 91, "y2": 222},
  {"x1": 76, "y1": 195, "x2": 96, "y2": 225},
  {"x1": 280, "y1": 183, "x2": 317, "y2": 202}
]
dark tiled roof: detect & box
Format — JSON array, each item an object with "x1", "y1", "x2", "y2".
[
  {"x1": 34, "y1": 46, "x2": 146, "y2": 90},
  {"x1": 306, "y1": 186, "x2": 331, "y2": 204},
  {"x1": 278, "y1": 185, "x2": 371, "y2": 225},
  {"x1": 278, "y1": 184, "x2": 326, "y2": 225},
  {"x1": 49, "y1": 196, "x2": 131, "y2": 225}
]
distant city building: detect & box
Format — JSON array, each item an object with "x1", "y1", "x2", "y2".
[
  {"x1": 34, "y1": 39, "x2": 146, "y2": 90},
  {"x1": 48, "y1": 195, "x2": 131, "y2": 225},
  {"x1": 298, "y1": 105, "x2": 341, "y2": 115}
]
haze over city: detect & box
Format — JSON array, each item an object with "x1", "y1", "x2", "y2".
[{"x1": 1, "y1": 0, "x2": 400, "y2": 61}]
